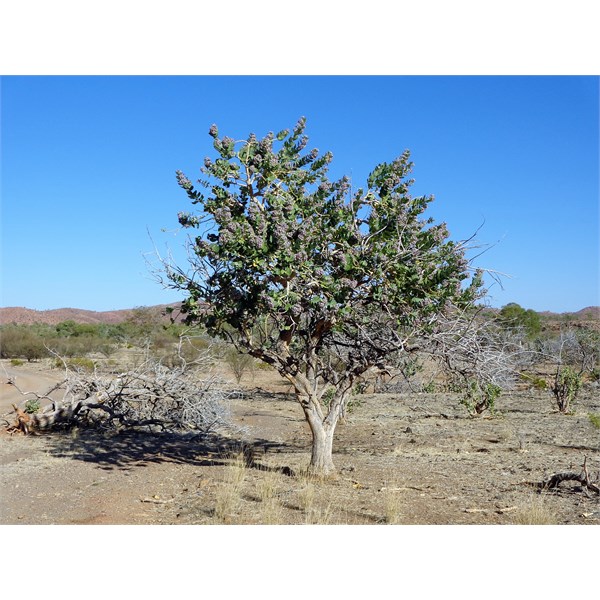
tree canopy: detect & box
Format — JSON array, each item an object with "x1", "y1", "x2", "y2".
[
  {"x1": 166, "y1": 117, "x2": 486, "y2": 475},
  {"x1": 499, "y1": 303, "x2": 541, "y2": 339}
]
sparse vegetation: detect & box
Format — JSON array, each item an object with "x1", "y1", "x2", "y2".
[
  {"x1": 588, "y1": 413, "x2": 600, "y2": 430},
  {"x1": 24, "y1": 399, "x2": 41, "y2": 414},
  {"x1": 0, "y1": 326, "x2": 48, "y2": 361},
  {"x1": 214, "y1": 452, "x2": 248, "y2": 523},
  {"x1": 520, "y1": 372, "x2": 547, "y2": 390},
  {"x1": 513, "y1": 495, "x2": 558, "y2": 525},
  {"x1": 3, "y1": 338, "x2": 599, "y2": 524},
  {"x1": 297, "y1": 476, "x2": 316, "y2": 515},
  {"x1": 257, "y1": 470, "x2": 284, "y2": 524},
  {"x1": 224, "y1": 347, "x2": 255, "y2": 384},
  {"x1": 382, "y1": 488, "x2": 403, "y2": 524},
  {"x1": 551, "y1": 366, "x2": 582, "y2": 414},
  {"x1": 0, "y1": 308, "x2": 190, "y2": 364},
  {"x1": 2, "y1": 297, "x2": 599, "y2": 524}
]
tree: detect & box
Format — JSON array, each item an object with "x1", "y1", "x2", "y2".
[
  {"x1": 498, "y1": 302, "x2": 541, "y2": 339},
  {"x1": 164, "y1": 117, "x2": 485, "y2": 476}
]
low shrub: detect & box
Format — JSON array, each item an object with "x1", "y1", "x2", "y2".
[
  {"x1": 551, "y1": 366, "x2": 582, "y2": 413},
  {"x1": 24, "y1": 399, "x2": 41, "y2": 414},
  {"x1": 588, "y1": 413, "x2": 600, "y2": 430},
  {"x1": 0, "y1": 326, "x2": 48, "y2": 361},
  {"x1": 519, "y1": 372, "x2": 547, "y2": 390},
  {"x1": 460, "y1": 379, "x2": 502, "y2": 415},
  {"x1": 53, "y1": 357, "x2": 96, "y2": 372},
  {"x1": 224, "y1": 348, "x2": 255, "y2": 384}
]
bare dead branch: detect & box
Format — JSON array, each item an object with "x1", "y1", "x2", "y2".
[{"x1": 4, "y1": 357, "x2": 242, "y2": 437}]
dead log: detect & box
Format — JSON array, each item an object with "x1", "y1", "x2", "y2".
[
  {"x1": 534, "y1": 458, "x2": 600, "y2": 494},
  {"x1": 8, "y1": 404, "x2": 34, "y2": 435}
]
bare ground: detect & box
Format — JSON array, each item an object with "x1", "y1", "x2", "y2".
[{"x1": 1, "y1": 360, "x2": 599, "y2": 525}]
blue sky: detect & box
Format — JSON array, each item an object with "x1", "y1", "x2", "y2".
[{"x1": 1, "y1": 75, "x2": 598, "y2": 313}]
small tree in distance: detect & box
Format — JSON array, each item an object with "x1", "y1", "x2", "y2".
[
  {"x1": 498, "y1": 302, "x2": 541, "y2": 339},
  {"x1": 164, "y1": 117, "x2": 486, "y2": 476}
]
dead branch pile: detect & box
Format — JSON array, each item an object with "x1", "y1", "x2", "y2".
[{"x1": 5, "y1": 359, "x2": 240, "y2": 436}]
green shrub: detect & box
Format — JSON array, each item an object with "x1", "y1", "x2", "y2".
[
  {"x1": 24, "y1": 399, "x2": 41, "y2": 414},
  {"x1": 353, "y1": 381, "x2": 369, "y2": 395},
  {"x1": 588, "y1": 413, "x2": 600, "y2": 430},
  {"x1": 0, "y1": 326, "x2": 48, "y2": 361},
  {"x1": 519, "y1": 372, "x2": 547, "y2": 390},
  {"x1": 53, "y1": 357, "x2": 96, "y2": 372},
  {"x1": 551, "y1": 366, "x2": 582, "y2": 413},
  {"x1": 422, "y1": 381, "x2": 437, "y2": 393},
  {"x1": 460, "y1": 379, "x2": 502, "y2": 415},
  {"x1": 10, "y1": 358, "x2": 25, "y2": 367}
]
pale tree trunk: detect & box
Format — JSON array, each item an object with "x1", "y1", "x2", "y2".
[
  {"x1": 300, "y1": 388, "x2": 350, "y2": 478},
  {"x1": 306, "y1": 414, "x2": 336, "y2": 476}
]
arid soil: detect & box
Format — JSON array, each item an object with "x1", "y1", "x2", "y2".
[{"x1": 1, "y1": 359, "x2": 599, "y2": 525}]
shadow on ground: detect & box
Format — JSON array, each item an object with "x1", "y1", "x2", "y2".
[{"x1": 42, "y1": 428, "x2": 305, "y2": 472}]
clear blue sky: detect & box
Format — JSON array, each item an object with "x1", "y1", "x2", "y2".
[{"x1": 1, "y1": 76, "x2": 598, "y2": 313}]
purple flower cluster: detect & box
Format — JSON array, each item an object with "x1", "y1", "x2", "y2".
[
  {"x1": 318, "y1": 181, "x2": 332, "y2": 194},
  {"x1": 259, "y1": 136, "x2": 274, "y2": 153},
  {"x1": 293, "y1": 251, "x2": 307, "y2": 263},
  {"x1": 175, "y1": 170, "x2": 193, "y2": 190},
  {"x1": 339, "y1": 277, "x2": 357, "y2": 290},
  {"x1": 337, "y1": 176, "x2": 351, "y2": 197}
]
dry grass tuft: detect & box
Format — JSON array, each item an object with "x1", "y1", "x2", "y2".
[
  {"x1": 260, "y1": 496, "x2": 284, "y2": 524},
  {"x1": 382, "y1": 488, "x2": 403, "y2": 524},
  {"x1": 298, "y1": 482, "x2": 316, "y2": 515},
  {"x1": 305, "y1": 501, "x2": 334, "y2": 525},
  {"x1": 258, "y1": 470, "x2": 284, "y2": 524},
  {"x1": 257, "y1": 469, "x2": 279, "y2": 502},
  {"x1": 512, "y1": 494, "x2": 558, "y2": 525},
  {"x1": 213, "y1": 451, "x2": 248, "y2": 523}
]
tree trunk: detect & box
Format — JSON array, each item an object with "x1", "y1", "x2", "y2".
[
  {"x1": 300, "y1": 390, "x2": 348, "y2": 478},
  {"x1": 307, "y1": 419, "x2": 336, "y2": 477}
]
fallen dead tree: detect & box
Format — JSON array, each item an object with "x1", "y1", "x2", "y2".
[
  {"x1": 4, "y1": 357, "x2": 241, "y2": 436},
  {"x1": 526, "y1": 458, "x2": 600, "y2": 495}
]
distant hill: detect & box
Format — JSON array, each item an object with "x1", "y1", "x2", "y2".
[
  {"x1": 569, "y1": 306, "x2": 599, "y2": 320},
  {"x1": 0, "y1": 303, "x2": 598, "y2": 327},
  {"x1": 0, "y1": 303, "x2": 184, "y2": 326}
]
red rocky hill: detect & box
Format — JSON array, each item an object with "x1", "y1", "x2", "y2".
[{"x1": 0, "y1": 304, "x2": 183, "y2": 326}]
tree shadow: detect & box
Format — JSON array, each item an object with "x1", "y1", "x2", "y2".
[
  {"x1": 249, "y1": 387, "x2": 295, "y2": 403},
  {"x1": 42, "y1": 428, "x2": 305, "y2": 473}
]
